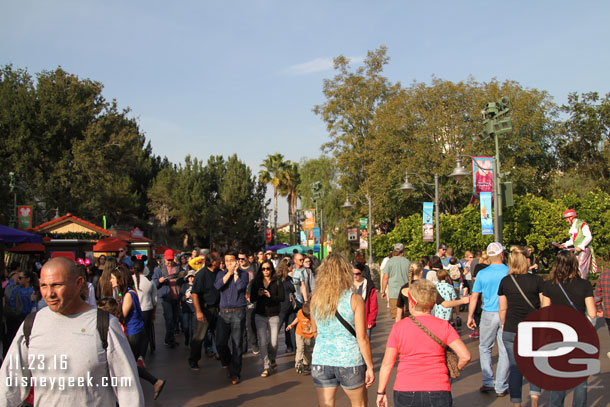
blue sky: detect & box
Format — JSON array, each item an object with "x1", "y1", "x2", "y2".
[{"x1": 2, "y1": 1, "x2": 609, "y2": 223}]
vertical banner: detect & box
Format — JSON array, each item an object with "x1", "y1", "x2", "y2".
[
  {"x1": 360, "y1": 229, "x2": 368, "y2": 250},
  {"x1": 300, "y1": 231, "x2": 307, "y2": 246},
  {"x1": 265, "y1": 228, "x2": 272, "y2": 242},
  {"x1": 480, "y1": 191, "x2": 494, "y2": 235},
  {"x1": 422, "y1": 202, "x2": 434, "y2": 242},
  {"x1": 312, "y1": 227, "x2": 321, "y2": 253},
  {"x1": 359, "y1": 218, "x2": 368, "y2": 231},
  {"x1": 18, "y1": 206, "x2": 33, "y2": 229},
  {"x1": 303, "y1": 209, "x2": 316, "y2": 231},
  {"x1": 471, "y1": 156, "x2": 494, "y2": 202}
]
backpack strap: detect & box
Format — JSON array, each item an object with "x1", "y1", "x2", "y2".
[
  {"x1": 23, "y1": 312, "x2": 38, "y2": 348},
  {"x1": 97, "y1": 308, "x2": 110, "y2": 351}
]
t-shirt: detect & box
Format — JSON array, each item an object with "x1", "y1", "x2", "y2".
[
  {"x1": 432, "y1": 282, "x2": 456, "y2": 321},
  {"x1": 497, "y1": 274, "x2": 544, "y2": 333},
  {"x1": 295, "y1": 309, "x2": 315, "y2": 339},
  {"x1": 0, "y1": 307, "x2": 143, "y2": 406},
  {"x1": 192, "y1": 267, "x2": 220, "y2": 307},
  {"x1": 472, "y1": 263, "x2": 508, "y2": 312},
  {"x1": 542, "y1": 278, "x2": 594, "y2": 314},
  {"x1": 292, "y1": 268, "x2": 314, "y2": 303},
  {"x1": 387, "y1": 315, "x2": 459, "y2": 392},
  {"x1": 312, "y1": 291, "x2": 363, "y2": 367},
  {"x1": 384, "y1": 257, "x2": 411, "y2": 299}
]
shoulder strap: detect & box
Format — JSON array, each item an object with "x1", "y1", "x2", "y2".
[
  {"x1": 408, "y1": 315, "x2": 447, "y2": 348},
  {"x1": 23, "y1": 312, "x2": 38, "y2": 348},
  {"x1": 509, "y1": 275, "x2": 536, "y2": 310},
  {"x1": 557, "y1": 283, "x2": 578, "y2": 310},
  {"x1": 97, "y1": 308, "x2": 110, "y2": 350},
  {"x1": 335, "y1": 310, "x2": 357, "y2": 338}
]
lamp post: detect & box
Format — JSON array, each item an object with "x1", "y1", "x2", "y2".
[
  {"x1": 399, "y1": 172, "x2": 441, "y2": 251},
  {"x1": 450, "y1": 153, "x2": 502, "y2": 243},
  {"x1": 341, "y1": 194, "x2": 373, "y2": 265}
]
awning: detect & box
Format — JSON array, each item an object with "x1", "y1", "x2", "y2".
[
  {"x1": 8, "y1": 242, "x2": 45, "y2": 253},
  {"x1": 0, "y1": 225, "x2": 43, "y2": 243},
  {"x1": 93, "y1": 237, "x2": 127, "y2": 252}
]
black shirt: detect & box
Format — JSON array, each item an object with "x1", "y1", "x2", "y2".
[
  {"x1": 542, "y1": 278, "x2": 593, "y2": 315},
  {"x1": 250, "y1": 278, "x2": 285, "y2": 317},
  {"x1": 192, "y1": 267, "x2": 220, "y2": 307},
  {"x1": 498, "y1": 274, "x2": 544, "y2": 333}
]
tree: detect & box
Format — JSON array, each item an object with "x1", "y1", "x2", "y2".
[
  {"x1": 259, "y1": 153, "x2": 288, "y2": 244},
  {"x1": 558, "y1": 92, "x2": 610, "y2": 190},
  {"x1": 279, "y1": 161, "x2": 300, "y2": 244}
]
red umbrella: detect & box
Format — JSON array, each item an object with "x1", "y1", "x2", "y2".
[
  {"x1": 93, "y1": 237, "x2": 127, "y2": 252},
  {"x1": 8, "y1": 243, "x2": 45, "y2": 253}
]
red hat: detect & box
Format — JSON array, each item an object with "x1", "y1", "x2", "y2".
[
  {"x1": 562, "y1": 209, "x2": 577, "y2": 219},
  {"x1": 164, "y1": 249, "x2": 174, "y2": 260}
]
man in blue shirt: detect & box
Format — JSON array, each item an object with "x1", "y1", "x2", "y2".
[
  {"x1": 214, "y1": 250, "x2": 249, "y2": 385},
  {"x1": 467, "y1": 242, "x2": 509, "y2": 397}
]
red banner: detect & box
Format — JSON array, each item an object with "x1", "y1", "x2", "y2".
[
  {"x1": 265, "y1": 228, "x2": 272, "y2": 242},
  {"x1": 471, "y1": 156, "x2": 494, "y2": 203}
]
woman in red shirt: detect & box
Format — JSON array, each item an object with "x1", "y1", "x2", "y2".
[{"x1": 376, "y1": 279, "x2": 470, "y2": 407}]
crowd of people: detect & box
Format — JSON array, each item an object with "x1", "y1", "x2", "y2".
[{"x1": 0, "y1": 211, "x2": 608, "y2": 407}]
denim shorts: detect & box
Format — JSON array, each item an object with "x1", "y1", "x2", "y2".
[
  {"x1": 394, "y1": 391, "x2": 452, "y2": 407},
  {"x1": 311, "y1": 364, "x2": 365, "y2": 390}
]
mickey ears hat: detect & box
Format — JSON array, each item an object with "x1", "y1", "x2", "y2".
[{"x1": 562, "y1": 209, "x2": 577, "y2": 219}]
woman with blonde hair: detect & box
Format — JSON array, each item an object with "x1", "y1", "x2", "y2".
[
  {"x1": 311, "y1": 253, "x2": 374, "y2": 407},
  {"x1": 498, "y1": 246, "x2": 544, "y2": 407},
  {"x1": 377, "y1": 279, "x2": 470, "y2": 407},
  {"x1": 395, "y1": 262, "x2": 423, "y2": 322}
]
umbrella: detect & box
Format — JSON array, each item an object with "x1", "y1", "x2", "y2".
[
  {"x1": 263, "y1": 243, "x2": 289, "y2": 252},
  {"x1": 93, "y1": 237, "x2": 127, "y2": 252},
  {"x1": 277, "y1": 245, "x2": 314, "y2": 254},
  {"x1": 8, "y1": 242, "x2": 45, "y2": 253},
  {"x1": 0, "y1": 225, "x2": 43, "y2": 243}
]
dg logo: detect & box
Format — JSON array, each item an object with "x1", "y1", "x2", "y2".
[{"x1": 515, "y1": 305, "x2": 600, "y2": 390}]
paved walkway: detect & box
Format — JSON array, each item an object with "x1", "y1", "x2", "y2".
[{"x1": 142, "y1": 296, "x2": 610, "y2": 406}]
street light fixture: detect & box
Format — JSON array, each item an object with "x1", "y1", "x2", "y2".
[
  {"x1": 399, "y1": 171, "x2": 441, "y2": 251},
  {"x1": 341, "y1": 193, "x2": 374, "y2": 265}
]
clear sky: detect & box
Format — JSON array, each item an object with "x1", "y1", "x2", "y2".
[{"x1": 2, "y1": 1, "x2": 609, "y2": 223}]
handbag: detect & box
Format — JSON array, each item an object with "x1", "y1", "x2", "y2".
[
  {"x1": 408, "y1": 315, "x2": 460, "y2": 378},
  {"x1": 557, "y1": 282, "x2": 596, "y2": 325}
]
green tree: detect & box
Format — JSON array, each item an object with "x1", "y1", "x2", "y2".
[{"x1": 259, "y1": 153, "x2": 288, "y2": 244}]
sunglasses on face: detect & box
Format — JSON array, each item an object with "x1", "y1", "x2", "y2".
[
  {"x1": 238, "y1": 257, "x2": 247, "y2": 261},
  {"x1": 261, "y1": 267, "x2": 272, "y2": 271},
  {"x1": 353, "y1": 272, "x2": 362, "y2": 276}
]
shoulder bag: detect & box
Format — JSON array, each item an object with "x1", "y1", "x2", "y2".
[
  {"x1": 509, "y1": 274, "x2": 536, "y2": 310},
  {"x1": 408, "y1": 315, "x2": 460, "y2": 378}
]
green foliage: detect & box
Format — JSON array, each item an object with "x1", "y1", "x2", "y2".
[
  {"x1": 373, "y1": 191, "x2": 610, "y2": 263},
  {"x1": 46, "y1": 232, "x2": 104, "y2": 240}
]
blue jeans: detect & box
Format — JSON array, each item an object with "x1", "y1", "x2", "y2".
[
  {"x1": 479, "y1": 311, "x2": 509, "y2": 393},
  {"x1": 550, "y1": 380, "x2": 587, "y2": 407},
  {"x1": 502, "y1": 331, "x2": 541, "y2": 403},
  {"x1": 216, "y1": 308, "x2": 246, "y2": 379},
  {"x1": 161, "y1": 299, "x2": 179, "y2": 344},
  {"x1": 393, "y1": 391, "x2": 452, "y2": 407},
  {"x1": 254, "y1": 314, "x2": 280, "y2": 370}
]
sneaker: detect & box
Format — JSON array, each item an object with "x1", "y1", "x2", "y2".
[
  {"x1": 189, "y1": 361, "x2": 200, "y2": 371},
  {"x1": 469, "y1": 332, "x2": 479, "y2": 339},
  {"x1": 137, "y1": 357, "x2": 146, "y2": 369},
  {"x1": 479, "y1": 385, "x2": 495, "y2": 393},
  {"x1": 231, "y1": 377, "x2": 240, "y2": 385},
  {"x1": 252, "y1": 348, "x2": 260, "y2": 355},
  {"x1": 496, "y1": 390, "x2": 509, "y2": 397},
  {"x1": 295, "y1": 363, "x2": 303, "y2": 374},
  {"x1": 261, "y1": 369, "x2": 271, "y2": 377}
]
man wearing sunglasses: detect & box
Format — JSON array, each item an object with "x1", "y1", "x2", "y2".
[{"x1": 238, "y1": 251, "x2": 259, "y2": 355}]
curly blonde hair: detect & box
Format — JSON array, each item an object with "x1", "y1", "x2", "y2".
[{"x1": 310, "y1": 253, "x2": 353, "y2": 321}]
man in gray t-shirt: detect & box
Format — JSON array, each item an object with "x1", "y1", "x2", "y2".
[
  {"x1": 0, "y1": 257, "x2": 143, "y2": 406},
  {"x1": 381, "y1": 243, "x2": 411, "y2": 319}
]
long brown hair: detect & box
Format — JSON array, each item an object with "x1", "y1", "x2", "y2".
[
  {"x1": 551, "y1": 250, "x2": 580, "y2": 284},
  {"x1": 310, "y1": 253, "x2": 353, "y2": 321},
  {"x1": 97, "y1": 257, "x2": 118, "y2": 298}
]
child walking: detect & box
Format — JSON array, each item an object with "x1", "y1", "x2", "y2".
[{"x1": 286, "y1": 302, "x2": 315, "y2": 374}]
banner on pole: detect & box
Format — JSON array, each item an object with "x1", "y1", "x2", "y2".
[
  {"x1": 303, "y1": 209, "x2": 316, "y2": 230},
  {"x1": 300, "y1": 231, "x2": 307, "y2": 246},
  {"x1": 360, "y1": 228, "x2": 368, "y2": 250},
  {"x1": 312, "y1": 227, "x2": 321, "y2": 253},
  {"x1": 359, "y1": 218, "x2": 368, "y2": 231},
  {"x1": 18, "y1": 205, "x2": 32, "y2": 229},
  {"x1": 422, "y1": 202, "x2": 434, "y2": 242},
  {"x1": 471, "y1": 156, "x2": 494, "y2": 202},
  {"x1": 265, "y1": 228, "x2": 272, "y2": 242},
  {"x1": 480, "y1": 191, "x2": 494, "y2": 235}
]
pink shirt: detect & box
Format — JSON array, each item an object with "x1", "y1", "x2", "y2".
[{"x1": 387, "y1": 314, "x2": 459, "y2": 392}]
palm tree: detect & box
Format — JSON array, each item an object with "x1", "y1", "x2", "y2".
[
  {"x1": 259, "y1": 153, "x2": 287, "y2": 245},
  {"x1": 280, "y1": 161, "x2": 300, "y2": 245}
]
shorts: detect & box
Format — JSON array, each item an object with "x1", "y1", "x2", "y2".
[{"x1": 311, "y1": 364, "x2": 365, "y2": 390}]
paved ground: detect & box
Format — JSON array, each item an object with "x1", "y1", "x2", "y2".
[{"x1": 142, "y1": 296, "x2": 610, "y2": 407}]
